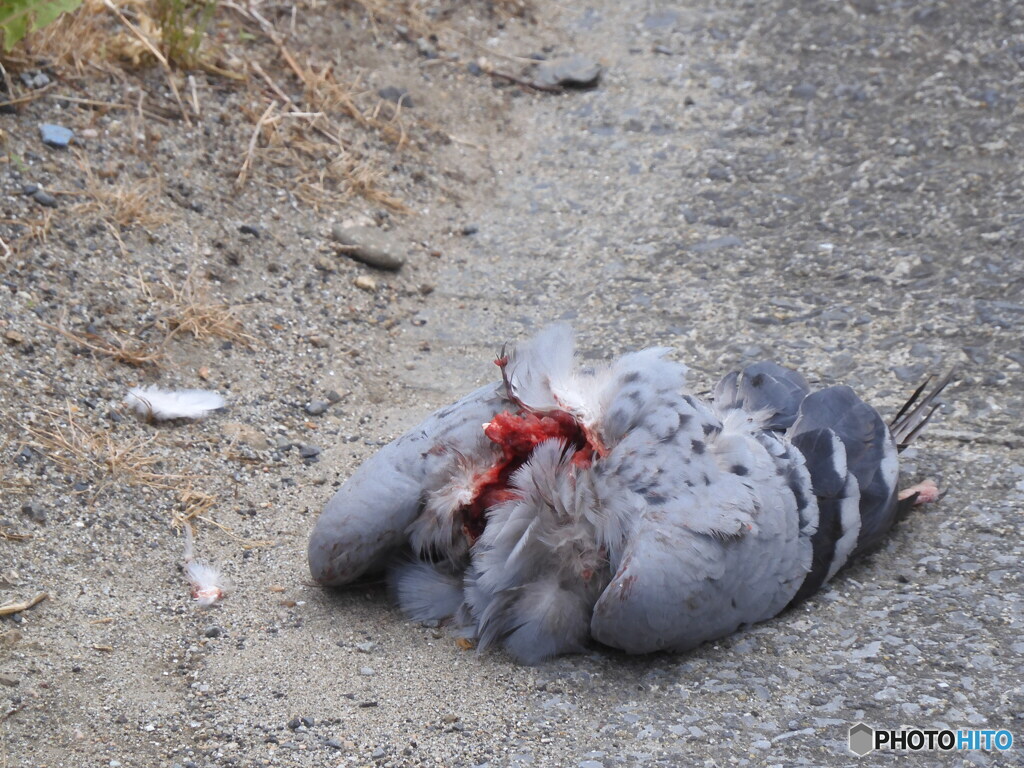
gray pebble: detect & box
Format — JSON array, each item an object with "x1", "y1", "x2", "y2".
[
  {"x1": 19, "y1": 71, "x2": 51, "y2": 89},
  {"x1": 359, "y1": 666, "x2": 375, "y2": 676},
  {"x1": 299, "y1": 444, "x2": 321, "y2": 459},
  {"x1": 305, "y1": 401, "x2": 329, "y2": 416},
  {"x1": 325, "y1": 390, "x2": 343, "y2": 403},
  {"x1": 892, "y1": 364, "x2": 926, "y2": 382},
  {"x1": 355, "y1": 642, "x2": 376, "y2": 653},
  {"x1": 20, "y1": 502, "x2": 47, "y2": 524},
  {"x1": 39, "y1": 123, "x2": 73, "y2": 148},
  {"x1": 533, "y1": 55, "x2": 602, "y2": 89},
  {"x1": 274, "y1": 436, "x2": 293, "y2": 451},
  {"x1": 791, "y1": 82, "x2": 818, "y2": 100},
  {"x1": 643, "y1": 10, "x2": 679, "y2": 30},
  {"x1": 204, "y1": 626, "x2": 224, "y2": 638},
  {"x1": 415, "y1": 38, "x2": 438, "y2": 59},
  {"x1": 378, "y1": 86, "x2": 414, "y2": 108},
  {"x1": 0, "y1": 673, "x2": 19, "y2": 687},
  {"x1": 31, "y1": 189, "x2": 58, "y2": 208},
  {"x1": 371, "y1": 747, "x2": 386, "y2": 759},
  {"x1": 689, "y1": 236, "x2": 743, "y2": 252},
  {"x1": 330, "y1": 225, "x2": 405, "y2": 271}
]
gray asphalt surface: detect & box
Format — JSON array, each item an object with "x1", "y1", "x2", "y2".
[{"x1": 2, "y1": 0, "x2": 1022, "y2": 766}]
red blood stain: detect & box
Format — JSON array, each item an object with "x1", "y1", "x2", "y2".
[{"x1": 460, "y1": 409, "x2": 596, "y2": 542}]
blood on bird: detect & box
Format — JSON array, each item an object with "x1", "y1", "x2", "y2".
[{"x1": 460, "y1": 408, "x2": 596, "y2": 542}]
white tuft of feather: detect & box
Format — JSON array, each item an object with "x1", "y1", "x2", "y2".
[
  {"x1": 184, "y1": 561, "x2": 226, "y2": 607},
  {"x1": 182, "y1": 524, "x2": 226, "y2": 607},
  {"x1": 125, "y1": 386, "x2": 225, "y2": 421}
]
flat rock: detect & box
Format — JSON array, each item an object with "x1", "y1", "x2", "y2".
[
  {"x1": 330, "y1": 225, "x2": 405, "y2": 271},
  {"x1": 532, "y1": 55, "x2": 602, "y2": 89},
  {"x1": 39, "y1": 124, "x2": 73, "y2": 148},
  {"x1": 222, "y1": 422, "x2": 271, "y2": 450}
]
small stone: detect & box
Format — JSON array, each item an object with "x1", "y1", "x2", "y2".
[
  {"x1": 0, "y1": 673, "x2": 19, "y2": 687},
  {"x1": 371, "y1": 747, "x2": 386, "y2": 759},
  {"x1": 31, "y1": 189, "x2": 58, "y2": 208},
  {"x1": 355, "y1": 642, "x2": 376, "y2": 653},
  {"x1": 301, "y1": 716, "x2": 315, "y2": 728},
  {"x1": 299, "y1": 444, "x2": 321, "y2": 459},
  {"x1": 39, "y1": 123, "x2": 73, "y2": 148},
  {"x1": 20, "y1": 71, "x2": 51, "y2": 89},
  {"x1": 204, "y1": 626, "x2": 224, "y2": 638},
  {"x1": 791, "y1": 82, "x2": 817, "y2": 100},
  {"x1": 330, "y1": 225, "x2": 405, "y2": 271},
  {"x1": 222, "y1": 422, "x2": 271, "y2": 450},
  {"x1": 325, "y1": 390, "x2": 343, "y2": 403},
  {"x1": 4, "y1": 330, "x2": 25, "y2": 345},
  {"x1": 416, "y1": 37, "x2": 438, "y2": 59},
  {"x1": 377, "y1": 86, "x2": 414, "y2": 107},
  {"x1": 461, "y1": 224, "x2": 479, "y2": 236},
  {"x1": 359, "y1": 666, "x2": 375, "y2": 676},
  {"x1": 354, "y1": 275, "x2": 377, "y2": 292},
  {"x1": 324, "y1": 738, "x2": 343, "y2": 749},
  {"x1": 358, "y1": 700, "x2": 378, "y2": 708},
  {"x1": 689, "y1": 236, "x2": 743, "y2": 252},
  {"x1": 274, "y1": 436, "x2": 293, "y2": 451},
  {"x1": 532, "y1": 55, "x2": 602, "y2": 89},
  {"x1": 305, "y1": 401, "x2": 330, "y2": 416},
  {"x1": 287, "y1": 717, "x2": 301, "y2": 730},
  {"x1": 238, "y1": 224, "x2": 260, "y2": 237},
  {"x1": 20, "y1": 502, "x2": 46, "y2": 524},
  {"x1": 643, "y1": 9, "x2": 679, "y2": 29}
]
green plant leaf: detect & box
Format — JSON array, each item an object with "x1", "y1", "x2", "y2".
[{"x1": 0, "y1": 0, "x2": 83, "y2": 52}]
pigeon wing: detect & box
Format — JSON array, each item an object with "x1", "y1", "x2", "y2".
[{"x1": 308, "y1": 383, "x2": 506, "y2": 586}]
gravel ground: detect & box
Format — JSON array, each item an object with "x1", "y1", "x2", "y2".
[{"x1": 2, "y1": 1, "x2": 1022, "y2": 767}]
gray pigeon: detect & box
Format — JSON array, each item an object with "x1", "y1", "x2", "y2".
[{"x1": 308, "y1": 324, "x2": 949, "y2": 664}]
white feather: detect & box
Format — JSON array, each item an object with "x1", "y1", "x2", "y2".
[
  {"x1": 125, "y1": 386, "x2": 225, "y2": 420},
  {"x1": 183, "y1": 525, "x2": 225, "y2": 607}
]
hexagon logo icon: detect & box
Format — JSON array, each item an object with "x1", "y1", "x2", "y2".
[{"x1": 849, "y1": 722, "x2": 874, "y2": 756}]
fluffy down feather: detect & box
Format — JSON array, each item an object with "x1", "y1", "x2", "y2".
[{"x1": 125, "y1": 386, "x2": 225, "y2": 421}]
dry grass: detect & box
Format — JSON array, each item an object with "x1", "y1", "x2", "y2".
[
  {"x1": 25, "y1": 405, "x2": 194, "y2": 494},
  {"x1": 3, "y1": 0, "x2": 115, "y2": 74},
  {"x1": 43, "y1": 321, "x2": 165, "y2": 367},
  {"x1": 142, "y1": 268, "x2": 256, "y2": 347},
  {"x1": 75, "y1": 156, "x2": 167, "y2": 241},
  {"x1": 235, "y1": 52, "x2": 413, "y2": 210}
]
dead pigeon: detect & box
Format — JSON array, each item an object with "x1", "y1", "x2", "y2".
[{"x1": 308, "y1": 324, "x2": 950, "y2": 663}]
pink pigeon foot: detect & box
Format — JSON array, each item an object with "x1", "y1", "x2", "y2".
[{"x1": 898, "y1": 479, "x2": 940, "y2": 506}]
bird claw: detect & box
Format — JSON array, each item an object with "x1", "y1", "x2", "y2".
[{"x1": 898, "y1": 479, "x2": 940, "y2": 506}]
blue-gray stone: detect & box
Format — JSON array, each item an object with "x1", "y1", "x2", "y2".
[{"x1": 40, "y1": 124, "x2": 73, "y2": 148}]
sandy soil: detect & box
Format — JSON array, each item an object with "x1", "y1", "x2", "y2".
[{"x1": 2, "y1": 1, "x2": 1022, "y2": 766}]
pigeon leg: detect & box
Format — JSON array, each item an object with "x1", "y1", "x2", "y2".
[{"x1": 898, "y1": 479, "x2": 940, "y2": 506}]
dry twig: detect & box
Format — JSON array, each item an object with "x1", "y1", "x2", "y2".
[{"x1": 0, "y1": 592, "x2": 48, "y2": 617}]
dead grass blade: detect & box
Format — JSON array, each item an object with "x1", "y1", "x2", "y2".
[
  {"x1": 0, "y1": 530, "x2": 32, "y2": 542},
  {"x1": 0, "y1": 592, "x2": 48, "y2": 616},
  {"x1": 141, "y1": 268, "x2": 256, "y2": 347},
  {"x1": 24, "y1": 405, "x2": 193, "y2": 493},
  {"x1": 74, "y1": 155, "x2": 168, "y2": 239},
  {"x1": 41, "y1": 321, "x2": 165, "y2": 367}
]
